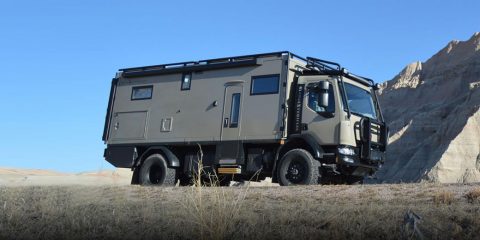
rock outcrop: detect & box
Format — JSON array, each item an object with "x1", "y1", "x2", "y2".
[{"x1": 376, "y1": 33, "x2": 480, "y2": 183}]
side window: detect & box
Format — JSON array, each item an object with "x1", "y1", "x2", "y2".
[
  {"x1": 307, "y1": 83, "x2": 335, "y2": 113},
  {"x1": 250, "y1": 75, "x2": 279, "y2": 95},
  {"x1": 131, "y1": 86, "x2": 153, "y2": 100},
  {"x1": 181, "y1": 73, "x2": 192, "y2": 90},
  {"x1": 230, "y1": 93, "x2": 241, "y2": 128}
]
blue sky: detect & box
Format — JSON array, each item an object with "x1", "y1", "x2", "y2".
[{"x1": 0, "y1": 0, "x2": 478, "y2": 172}]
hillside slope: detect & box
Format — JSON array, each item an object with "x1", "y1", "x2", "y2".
[{"x1": 376, "y1": 33, "x2": 480, "y2": 183}]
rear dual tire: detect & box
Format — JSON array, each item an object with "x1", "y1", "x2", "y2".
[{"x1": 139, "y1": 154, "x2": 176, "y2": 186}]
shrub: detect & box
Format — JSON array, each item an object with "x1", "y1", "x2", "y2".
[
  {"x1": 432, "y1": 191, "x2": 454, "y2": 205},
  {"x1": 464, "y1": 188, "x2": 480, "y2": 203}
]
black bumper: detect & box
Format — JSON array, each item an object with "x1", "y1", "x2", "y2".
[
  {"x1": 337, "y1": 154, "x2": 383, "y2": 176},
  {"x1": 104, "y1": 146, "x2": 137, "y2": 168}
]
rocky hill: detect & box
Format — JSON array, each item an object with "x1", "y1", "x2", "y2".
[{"x1": 376, "y1": 33, "x2": 480, "y2": 183}]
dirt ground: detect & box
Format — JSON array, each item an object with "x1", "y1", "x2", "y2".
[
  {"x1": 0, "y1": 167, "x2": 132, "y2": 186},
  {"x1": 0, "y1": 183, "x2": 479, "y2": 240}
]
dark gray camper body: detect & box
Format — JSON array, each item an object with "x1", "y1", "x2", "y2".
[{"x1": 102, "y1": 52, "x2": 388, "y2": 186}]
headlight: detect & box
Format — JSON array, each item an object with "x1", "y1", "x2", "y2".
[
  {"x1": 338, "y1": 146, "x2": 355, "y2": 156},
  {"x1": 342, "y1": 156, "x2": 354, "y2": 163}
]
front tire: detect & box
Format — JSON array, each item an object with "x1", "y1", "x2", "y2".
[
  {"x1": 139, "y1": 154, "x2": 176, "y2": 186},
  {"x1": 277, "y1": 149, "x2": 321, "y2": 186}
]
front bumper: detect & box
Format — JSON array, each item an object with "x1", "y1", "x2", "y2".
[
  {"x1": 338, "y1": 149, "x2": 384, "y2": 166},
  {"x1": 326, "y1": 117, "x2": 387, "y2": 177},
  {"x1": 336, "y1": 147, "x2": 385, "y2": 176},
  {"x1": 341, "y1": 116, "x2": 387, "y2": 166}
]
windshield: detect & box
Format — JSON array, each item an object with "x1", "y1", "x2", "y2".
[{"x1": 343, "y1": 82, "x2": 377, "y2": 119}]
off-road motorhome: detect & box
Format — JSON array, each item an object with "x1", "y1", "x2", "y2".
[{"x1": 102, "y1": 52, "x2": 388, "y2": 186}]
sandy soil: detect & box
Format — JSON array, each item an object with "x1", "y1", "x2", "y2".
[
  {"x1": 0, "y1": 167, "x2": 132, "y2": 186},
  {"x1": 0, "y1": 167, "x2": 280, "y2": 187}
]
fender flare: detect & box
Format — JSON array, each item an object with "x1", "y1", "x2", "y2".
[
  {"x1": 136, "y1": 146, "x2": 181, "y2": 168},
  {"x1": 275, "y1": 134, "x2": 324, "y2": 160}
]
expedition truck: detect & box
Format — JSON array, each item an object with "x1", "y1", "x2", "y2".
[{"x1": 102, "y1": 52, "x2": 388, "y2": 186}]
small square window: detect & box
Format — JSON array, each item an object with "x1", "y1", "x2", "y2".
[
  {"x1": 181, "y1": 73, "x2": 192, "y2": 90},
  {"x1": 251, "y1": 75, "x2": 280, "y2": 95},
  {"x1": 131, "y1": 86, "x2": 153, "y2": 100}
]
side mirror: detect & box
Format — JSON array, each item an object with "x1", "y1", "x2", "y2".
[{"x1": 317, "y1": 81, "x2": 330, "y2": 108}]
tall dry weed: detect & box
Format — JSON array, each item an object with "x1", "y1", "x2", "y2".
[
  {"x1": 181, "y1": 144, "x2": 253, "y2": 240},
  {"x1": 432, "y1": 190, "x2": 454, "y2": 205}
]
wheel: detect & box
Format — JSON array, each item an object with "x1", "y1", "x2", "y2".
[
  {"x1": 345, "y1": 176, "x2": 364, "y2": 185},
  {"x1": 139, "y1": 154, "x2": 176, "y2": 186},
  {"x1": 277, "y1": 149, "x2": 321, "y2": 186}
]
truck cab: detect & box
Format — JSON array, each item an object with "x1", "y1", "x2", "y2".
[{"x1": 289, "y1": 71, "x2": 387, "y2": 184}]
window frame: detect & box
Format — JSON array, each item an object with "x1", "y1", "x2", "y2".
[
  {"x1": 181, "y1": 72, "x2": 192, "y2": 91},
  {"x1": 250, "y1": 74, "x2": 280, "y2": 95},
  {"x1": 131, "y1": 85, "x2": 153, "y2": 100},
  {"x1": 306, "y1": 82, "x2": 335, "y2": 114},
  {"x1": 229, "y1": 93, "x2": 241, "y2": 128}
]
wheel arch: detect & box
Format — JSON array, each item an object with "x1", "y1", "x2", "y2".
[
  {"x1": 272, "y1": 134, "x2": 324, "y2": 183},
  {"x1": 136, "y1": 146, "x2": 181, "y2": 168},
  {"x1": 131, "y1": 146, "x2": 180, "y2": 185}
]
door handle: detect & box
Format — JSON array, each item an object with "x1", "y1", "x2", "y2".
[{"x1": 223, "y1": 118, "x2": 229, "y2": 127}]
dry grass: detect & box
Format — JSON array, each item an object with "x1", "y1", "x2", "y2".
[
  {"x1": 181, "y1": 145, "x2": 252, "y2": 240},
  {"x1": 464, "y1": 188, "x2": 480, "y2": 203},
  {"x1": 433, "y1": 190, "x2": 455, "y2": 205},
  {"x1": 0, "y1": 183, "x2": 480, "y2": 239}
]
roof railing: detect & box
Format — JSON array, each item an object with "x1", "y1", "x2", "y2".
[
  {"x1": 118, "y1": 51, "x2": 375, "y2": 86},
  {"x1": 120, "y1": 51, "x2": 289, "y2": 73},
  {"x1": 303, "y1": 56, "x2": 375, "y2": 86},
  {"x1": 305, "y1": 57, "x2": 342, "y2": 71}
]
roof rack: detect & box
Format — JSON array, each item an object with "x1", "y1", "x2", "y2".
[
  {"x1": 120, "y1": 51, "x2": 290, "y2": 78},
  {"x1": 120, "y1": 51, "x2": 289, "y2": 72},
  {"x1": 197, "y1": 51, "x2": 289, "y2": 65},
  {"x1": 306, "y1": 57, "x2": 341, "y2": 72},
  {"x1": 119, "y1": 61, "x2": 198, "y2": 72},
  {"x1": 118, "y1": 51, "x2": 375, "y2": 86},
  {"x1": 302, "y1": 56, "x2": 374, "y2": 86}
]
